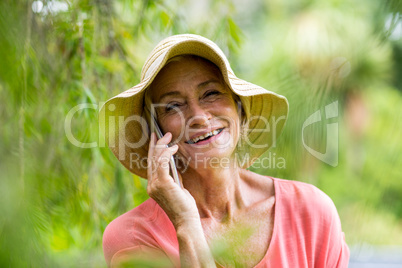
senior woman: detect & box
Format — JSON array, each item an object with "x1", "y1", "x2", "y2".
[{"x1": 101, "y1": 34, "x2": 349, "y2": 267}]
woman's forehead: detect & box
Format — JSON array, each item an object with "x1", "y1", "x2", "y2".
[{"x1": 148, "y1": 56, "x2": 224, "y2": 101}]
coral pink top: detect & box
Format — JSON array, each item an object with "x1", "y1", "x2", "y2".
[{"x1": 103, "y1": 178, "x2": 350, "y2": 267}]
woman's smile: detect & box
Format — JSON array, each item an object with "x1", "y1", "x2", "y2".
[{"x1": 185, "y1": 127, "x2": 224, "y2": 144}]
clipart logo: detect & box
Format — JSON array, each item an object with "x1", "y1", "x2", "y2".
[{"x1": 302, "y1": 101, "x2": 339, "y2": 167}]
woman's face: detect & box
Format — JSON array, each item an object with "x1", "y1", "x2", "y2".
[{"x1": 148, "y1": 57, "x2": 240, "y2": 167}]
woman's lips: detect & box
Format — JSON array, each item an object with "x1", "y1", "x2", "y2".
[{"x1": 186, "y1": 128, "x2": 225, "y2": 145}]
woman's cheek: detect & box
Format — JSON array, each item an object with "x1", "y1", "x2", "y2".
[{"x1": 165, "y1": 121, "x2": 184, "y2": 143}]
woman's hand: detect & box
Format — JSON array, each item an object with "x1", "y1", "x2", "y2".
[{"x1": 147, "y1": 132, "x2": 200, "y2": 228}]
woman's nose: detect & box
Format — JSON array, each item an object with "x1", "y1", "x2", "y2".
[{"x1": 186, "y1": 102, "x2": 212, "y2": 127}]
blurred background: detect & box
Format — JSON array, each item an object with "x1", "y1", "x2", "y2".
[{"x1": 0, "y1": 0, "x2": 401, "y2": 266}]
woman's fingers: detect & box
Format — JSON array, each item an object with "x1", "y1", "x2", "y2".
[
  {"x1": 147, "y1": 132, "x2": 179, "y2": 183},
  {"x1": 155, "y1": 132, "x2": 172, "y2": 148},
  {"x1": 155, "y1": 144, "x2": 178, "y2": 182},
  {"x1": 147, "y1": 132, "x2": 180, "y2": 198},
  {"x1": 148, "y1": 132, "x2": 172, "y2": 156}
]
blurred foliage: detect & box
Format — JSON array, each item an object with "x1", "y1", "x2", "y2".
[{"x1": 0, "y1": 0, "x2": 401, "y2": 266}]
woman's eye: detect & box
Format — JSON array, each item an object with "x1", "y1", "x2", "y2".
[
  {"x1": 165, "y1": 103, "x2": 180, "y2": 112},
  {"x1": 204, "y1": 90, "x2": 220, "y2": 98}
]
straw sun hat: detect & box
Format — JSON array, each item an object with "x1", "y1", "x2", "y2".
[{"x1": 99, "y1": 34, "x2": 289, "y2": 179}]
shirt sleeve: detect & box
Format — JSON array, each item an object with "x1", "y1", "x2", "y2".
[
  {"x1": 102, "y1": 199, "x2": 180, "y2": 268},
  {"x1": 102, "y1": 215, "x2": 136, "y2": 267},
  {"x1": 321, "y1": 194, "x2": 350, "y2": 268},
  {"x1": 109, "y1": 245, "x2": 174, "y2": 268},
  {"x1": 308, "y1": 185, "x2": 350, "y2": 268}
]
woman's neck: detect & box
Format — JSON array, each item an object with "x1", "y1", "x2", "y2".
[{"x1": 181, "y1": 163, "x2": 246, "y2": 222}]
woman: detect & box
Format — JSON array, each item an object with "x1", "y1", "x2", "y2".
[{"x1": 101, "y1": 34, "x2": 349, "y2": 267}]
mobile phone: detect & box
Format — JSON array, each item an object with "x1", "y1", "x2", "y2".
[{"x1": 144, "y1": 102, "x2": 183, "y2": 188}]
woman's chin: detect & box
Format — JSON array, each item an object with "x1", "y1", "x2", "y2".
[{"x1": 178, "y1": 148, "x2": 238, "y2": 172}]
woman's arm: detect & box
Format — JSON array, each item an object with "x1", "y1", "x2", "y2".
[
  {"x1": 147, "y1": 132, "x2": 215, "y2": 268},
  {"x1": 176, "y1": 220, "x2": 215, "y2": 267}
]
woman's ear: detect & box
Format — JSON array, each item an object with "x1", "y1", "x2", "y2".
[{"x1": 237, "y1": 100, "x2": 242, "y2": 119}]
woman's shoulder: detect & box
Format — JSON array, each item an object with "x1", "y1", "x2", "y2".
[
  {"x1": 272, "y1": 177, "x2": 343, "y2": 233},
  {"x1": 102, "y1": 198, "x2": 176, "y2": 266},
  {"x1": 104, "y1": 198, "x2": 159, "y2": 233},
  {"x1": 273, "y1": 177, "x2": 335, "y2": 211},
  {"x1": 239, "y1": 171, "x2": 337, "y2": 218},
  {"x1": 270, "y1": 178, "x2": 349, "y2": 266}
]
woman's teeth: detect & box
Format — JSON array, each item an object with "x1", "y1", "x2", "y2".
[{"x1": 188, "y1": 129, "x2": 223, "y2": 144}]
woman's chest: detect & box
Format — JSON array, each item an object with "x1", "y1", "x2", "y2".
[{"x1": 202, "y1": 201, "x2": 275, "y2": 267}]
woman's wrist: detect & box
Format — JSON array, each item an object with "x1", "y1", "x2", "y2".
[
  {"x1": 161, "y1": 200, "x2": 200, "y2": 230},
  {"x1": 175, "y1": 220, "x2": 216, "y2": 268},
  {"x1": 174, "y1": 216, "x2": 203, "y2": 234}
]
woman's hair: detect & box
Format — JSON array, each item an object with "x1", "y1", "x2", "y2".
[{"x1": 143, "y1": 54, "x2": 249, "y2": 149}]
